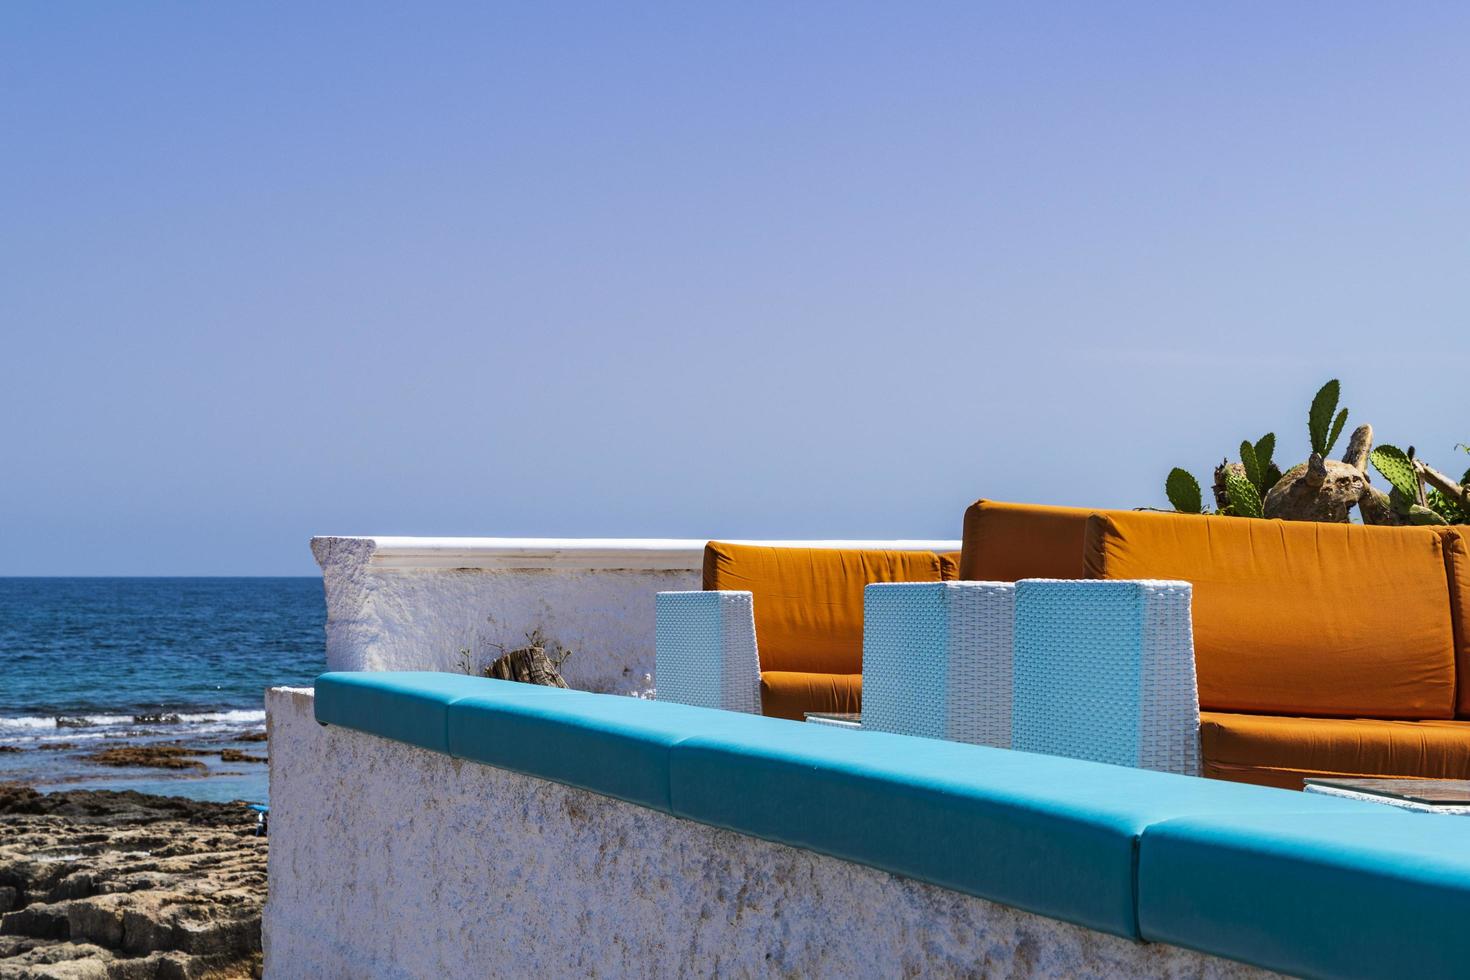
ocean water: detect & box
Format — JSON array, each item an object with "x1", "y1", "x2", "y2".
[{"x1": 0, "y1": 578, "x2": 324, "y2": 802}]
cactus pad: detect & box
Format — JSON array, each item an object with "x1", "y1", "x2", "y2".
[
  {"x1": 1370, "y1": 445, "x2": 1419, "y2": 501},
  {"x1": 1225, "y1": 471, "x2": 1264, "y2": 519},
  {"x1": 1239, "y1": 441, "x2": 1261, "y2": 491},
  {"x1": 1254, "y1": 432, "x2": 1276, "y2": 470},
  {"x1": 1308, "y1": 380, "x2": 1340, "y2": 455},
  {"x1": 1408, "y1": 504, "x2": 1450, "y2": 526},
  {"x1": 1166, "y1": 468, "x2": 1204, "y2": 514},
  {"x1": 1325, "y1": 408, "x2": 1349, "y2": 457}
]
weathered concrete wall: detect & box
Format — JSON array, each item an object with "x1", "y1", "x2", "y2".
[
  {"x1": 310, "y1": 537, "x2": 958, "y2": 694},
  {"x1": 264, "y1": 687, "x2": 1275, "y2": 980}
]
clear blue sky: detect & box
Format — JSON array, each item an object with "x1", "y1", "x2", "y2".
[{"x1": 4, "y1": 4, "x2": 1467, "y2": 575}]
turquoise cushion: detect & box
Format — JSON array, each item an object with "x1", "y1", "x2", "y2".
[
  {"x1": 314, "y1": 671, "x2": 559, "y2": 753},
  {"x1": 315, "y1": 671, "x2": 1393, "y2": 944},
  {"x1": 447, "y1": 687, "x2": 797, "y2": 811},
  {"x1": 669, "y1": 729, "x2": 1386, "y2": 938},
  {"x1": 1138, "y1": 811, "x2": 1470, "y2": 979}
]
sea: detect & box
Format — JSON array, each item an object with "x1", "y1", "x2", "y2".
[{"x1": 0, "y1": 578, "x2": 324, "y2": 803}]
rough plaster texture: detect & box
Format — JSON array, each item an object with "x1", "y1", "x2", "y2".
[
  {"x1": 310, "y1": 537, "x2": 958, "y2": 695},
  {"x1": 265, "y1": 688, "x2": 1277, "y2": 980},
  {"x1": 311, "y1": 537, "x2": 700, "y2": 694}
]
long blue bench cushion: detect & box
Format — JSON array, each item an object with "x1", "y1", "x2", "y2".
[
  {"x1": 1138, "y1": 811, "x2": 1470, "y2": 980},
  {"x1": 669, "y1": 727, "x2": 1389, "y2": 939},
  {"x1": 314, "y1": 672, "x2": 560, "y2": 753},
  {"x1": 446, "y1": 686, "x2": 794, "y2": 812}
]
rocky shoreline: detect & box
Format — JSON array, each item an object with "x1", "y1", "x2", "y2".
[{"x1": 0, "y1": 786, "x2": 265, "y2": 979}]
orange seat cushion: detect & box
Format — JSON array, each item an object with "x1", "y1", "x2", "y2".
[
  {"x1": 1443, "y1": 527, "x2": 1470, "y2": 717},
  {"x1": 1085, "y1": 512, "x2": 1456, "y2": 719},
  {"x1": 958, "y1": 499, "x2": 1098, "y2": 582},
  {"x1": 703, "y1": 542, "x2": 949, "y2": 676},
  {"x1": 759, "y1": 671, "x2": 862, "y2": 721},
  {"x1": 1202, "y1": 711, "x2": 1470, "y2": 790}
]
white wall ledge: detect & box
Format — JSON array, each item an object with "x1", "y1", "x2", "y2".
[
  {"x1": 308, "y1": 535, "x2": 961, "y2": 689},
  {"x1": 264, "y1": 688, "x2": 1272, "y2": 979},
  {"x1": 311, "y1": 536, "x2": 961, "y2": 571}
]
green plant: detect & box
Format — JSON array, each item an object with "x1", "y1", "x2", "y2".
[
  {"x1": 1239, "y1": 432, "x2": 1280, "y2": 495},
  {"x1": 1441, "y1": 445, "x2": 1470, "y2": 522},
  {"x1": 1165, "y1": 468, "x2": 1203, "y2": 514},
  {"x1": 1370, "y1": 445, "x2": 1451, "y2": 525},
  {"x1": 1368, "y1": 445, "x2": 1417, "y2": 499},
  {"x1": 1308, "y1": 379, "x2": 1349, "y2": 457},
  {"x1": 1224, "y1": 471, "x2": 1263, "y2": 518},
  {"x1": 1160, "y1": 380, "x2": 1466, "y2": 525},
  {"x1": 1428, "y1": 485, "x2": 1470, "y2": 524}
]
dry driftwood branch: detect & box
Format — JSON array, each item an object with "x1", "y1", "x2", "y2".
[
  {"x1": 1264, "y1": 456, "x2": 1367, "y2": 522},
  {"x1": 485, "y1": 630, "x2": 571, "y2": 688},
  {"x1": 1358, "y1": 484, "x2": 1408, "y2": 526},
  {"x1": 1416, "y1": 459, "x2": 1470, "y2": 510},
  {"x1": 1406, "y1": 446, "x2": 1429, "y2": 506},
  {"x1": 1342, "y1": 423, "x2": 1373, "y2": 472},
  {"x1": 1262, "y1": 426, "x2": 1377, "y2": 524}
]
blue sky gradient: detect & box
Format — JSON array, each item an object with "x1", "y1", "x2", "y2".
[{"x1": 4, "y1": 4, "x2": 1467, "y2": 574}]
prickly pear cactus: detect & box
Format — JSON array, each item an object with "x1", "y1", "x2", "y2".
[
  {"x1": 1325, "y1": 409, "x2": 1348, "y2": 457},
  {"x1": 1158, "y1": 381, "x2": 1466, "y2": 524},
  {"x1": 1240, "y1": 441, "x2": 1262, "y2": 492},
  {"x1": 1225, "y1": 471, "x2": 1264, "y2": 519},
  {"x1": 1166, "y1": 468, "x2": 1204, "y2": 514},
  {"x1": 1254, "y1": 432, "x2": 1276, "y2": 468},
  {"x1": 1369, "y1": 445, "x2": 1419, "y2": 501},
  {"x1": 1407, "y1": 503, "x2": 1450, "y2": 525},
  {"x1": 1308, "y1": 380, "x2": 1341, "y2": 456}
]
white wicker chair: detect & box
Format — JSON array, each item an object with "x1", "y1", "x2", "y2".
[
  {"x1": 1012, "y1": 579, "x2": 1200, "y2": 776},
  {"x1": 861, "y1": 581, "x2": 1015, "y2": 748},
  {"x1": 654, "y1": 591, "x2": 761, "y2": 714},
  {"x1": 860, "y1": 577, "x2": 1200, "y2": 776}
]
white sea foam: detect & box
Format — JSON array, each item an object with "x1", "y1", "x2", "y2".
[
  {"x1": 0, "y1": 708, "x2": 265, "y2": 735},
  {"x1": 0, "y1": 716, "x2": 58, "y2": 733},
  {"x1": 181, "y1": 709, "x2": 266, "y2": 725}
]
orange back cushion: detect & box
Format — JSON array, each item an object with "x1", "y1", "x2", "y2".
[
  {"x1": 958, "y1": 499, "x2": 1098, "y2": 581},
  {"x1": 1442, "y1": 527, "x2": 1470, "y2": 717},
  {"x1": 702, "y1": 542, "x2": 948, "y2": 674},
  {"x1": 1084, "y1": 511, "x2": 1456, "y2": 719}
]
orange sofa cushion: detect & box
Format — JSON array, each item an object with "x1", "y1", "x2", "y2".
[
  {"x1": 1085, "y1": 511, "x2": 1456, "y2": 719},
  {"x1": 760, "y1": 671, "x2": 861, "y2": 721},
  {"x1": 1201, "y1": 711, "x2": 1470, "y2": 790},
  {"x1": 702, "y1": 542, "x2": 949, "y2": 676},
  {"x1": 958, "y1": 499, "x2": 1097, "y2": 581},
  {"x1": 1443, "y1": 527, "x2": 1470, "y2": 717}
]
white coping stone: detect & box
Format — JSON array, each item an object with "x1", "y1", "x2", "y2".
[
  {"x1": 265, "y1": 687, "x2": 1277, "y2": 980},
  {"x1": 319, "y1": 537, "x2": 963, "y2": 571},
  {"x1": 310, "y1": 536, "x2": 960, "y2": 693}
]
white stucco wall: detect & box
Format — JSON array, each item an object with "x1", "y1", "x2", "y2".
[
  {"x1": 264, "y1": 687, "x2": 1275, "y2": 980},
  {"x1": 311, "y1": 537, "x2": 959, "y2": 694}
]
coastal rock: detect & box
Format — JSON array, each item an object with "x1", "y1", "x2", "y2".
[
  {"x1": 80, "y1": 748, "x2": 204, "y2": 772},
  {"x1": 0, "y1": 787, "x2": 264, "y2": 979}
]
